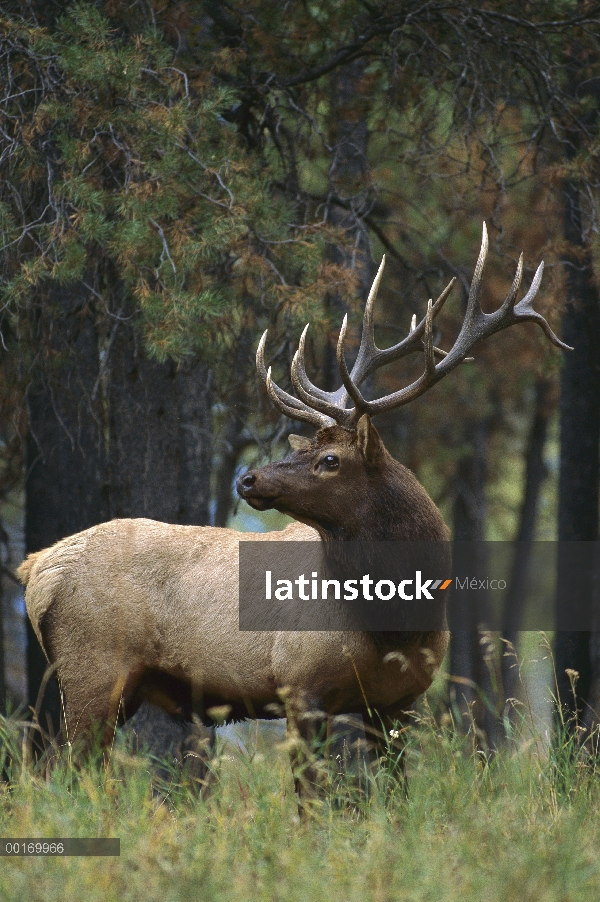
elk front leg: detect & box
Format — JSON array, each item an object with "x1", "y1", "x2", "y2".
[
  {"x1": 286, "y1": 697, "x2": 328, "y2": 807},
  {"x1": 324, "y1": 714, "x2": 367, "y2": 789},
  {"x1": 364, "y1": 706, "x2": 411, "y2": 794}
]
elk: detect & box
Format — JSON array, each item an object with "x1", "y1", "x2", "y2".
[{"x1": 18, "y1": 224, "x2": 567, "y2": 795}]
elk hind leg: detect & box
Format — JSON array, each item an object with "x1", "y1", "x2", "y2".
[
  {"x1": 59, "y1": 667, "x2": 135, "y2": 759},
  {"x1": 181, "y1": 717, "x2": 216, "y2": 796}
]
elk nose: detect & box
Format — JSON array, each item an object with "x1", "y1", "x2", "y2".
[{"x1": 238, "y1": 472, "x2": 256, "y2": 492}]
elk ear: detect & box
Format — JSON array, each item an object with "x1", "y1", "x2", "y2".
[
  {"x1": 288, "y1": 434, "x2": 311, "y2": 451},
  {"x1": 356, "y1": 415, "x2": 384, "y2": 466}
]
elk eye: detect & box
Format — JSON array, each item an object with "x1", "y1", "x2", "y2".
[{"x1": 322, "y1": 454, "x2": 339, "y2": 469}]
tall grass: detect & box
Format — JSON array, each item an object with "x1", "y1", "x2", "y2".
[{"x1": 0, "y1": 693, "x2": 599, "y2": 902}]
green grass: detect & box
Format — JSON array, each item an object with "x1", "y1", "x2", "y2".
[{"x1": 0, "y1": 703, "x2": 599, "y2": 902}]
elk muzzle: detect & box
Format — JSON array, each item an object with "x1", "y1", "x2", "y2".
[{"x1": 236, "y1": 469, "x2": 279, "y2": 510}]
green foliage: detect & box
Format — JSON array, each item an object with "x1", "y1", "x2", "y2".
[{"x1": 0, "y1": 3, "x2": 343, "y2": 363}]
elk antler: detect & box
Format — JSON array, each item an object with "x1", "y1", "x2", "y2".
[{"x1": 257, "y1": 223, "x2": 571, "y2": 430}]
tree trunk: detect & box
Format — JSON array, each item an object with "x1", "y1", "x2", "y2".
[
  {"x1": 23, "y1": 287, "x2": 214, "y2": 746},
  {"x1": 552, "y1": 17, "x2": 600, "y2": 731},
  {"x1": 323, "y1": 57, "x2": 373, "y2": 389},
  {"x1": 450, "y1": 418, "x2": 497, "y2": 746},
  {"x1": 213, "y1": 328, "x2": 252, "y2": 528},
  {"x1": 174, "y1": 358, "x2": 212, "y2": 526},
  {"x1": 502, "y1": 379, "x2": 552, "y2": 713},
  {"x1": 0, "y1": 529, "x2": 7, "y2": 713},
  {"x1": 24, "y1": 285, "x2": 108, "y2": 730},
  {"x1": 108, "y1": 325, "x2": 180, "y2": 522},
  {"x1": 108, "y1": 321, "x2": 212, "y2": 525},
  {"x1": 555, "y1": 177, "x2": 600, "y2": 725}
]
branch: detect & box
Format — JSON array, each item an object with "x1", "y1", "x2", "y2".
[{"x1": 277, "y1": 18, "x2": 392, "y2": 88}]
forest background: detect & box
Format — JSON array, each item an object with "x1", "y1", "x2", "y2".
[{"x1": 1, "y1": 0, "x2": 600, "y2": 750}]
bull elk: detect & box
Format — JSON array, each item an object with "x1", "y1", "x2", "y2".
[{"x1": 18, "y1": 224, "x2": 567, "y2": 796}]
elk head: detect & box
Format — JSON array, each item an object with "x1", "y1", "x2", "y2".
[
  {"x1": 237, "y1": 223, "x2": 569, "y2": 538},
  {"x1": 237, "y1": 417, "x2": 403, "y2": 539}
]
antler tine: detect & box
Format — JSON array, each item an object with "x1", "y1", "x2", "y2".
[
  {"x1": 293, "y1": 324, "x2": 349, "y2": 407},
  {"x1": 424, "y1": 299, "x2": 436, "y2": 376},
  {"x1": 257, "y1": 222, "x2": 571, "y2": 432},
  {"x1": 291, "y1": 349, "x2": 352, "y2": 425},
  {"x1": 256, "y1": 331, "x2": 335, "y2": 428},
  {"x1": 255, "y1": 329, "x2": 271, "y2": 383},
  {"x1": 461, "y1": 219, "x2": 489, "y2": 332},
  {"x1": 443, "y1": 229, "x2": 571, "y2": 362},
  {"x1": 351, "y1": 255, "x2": 386, "y2": 368},
  {"x1": 349, "y1": 273, "x2": 457, "y2": 387},
  {"x1": 347, "y1": 221, "x2": 571, "y2": 423},
  {"x1": 256, "y1": 330, "x2": 308, "y2": 412},
  {"x1": 265, "y1": 368, "x2": 332, "y2": 429},
  {"x1": 439, "y1": 223, "x2": 511, "y2": 368},
  {"x1": 512, "y1": 262, "x2": 572, "y2": 350},
  {"x1": 335, "y1": 284, "x2": 442, "y2": 421},
  {"x1": 336, "y1": 314, "x2": 370, "y2": 415},
  {"x1": 500, "y1": 251, "x2": 523, "y2": 314},
  {"x1": 336, "y1": 298, "x2": 439, "y2": 425},
  {"x1": 346, "y1": 254, "x2": 388, "y2": 388}
]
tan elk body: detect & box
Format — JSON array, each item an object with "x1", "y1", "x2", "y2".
[
  {"x1": 18, "y1": 224, "x2": 568, "y2": 779},
  {"x1": 20, "y1": 420, "x2": 448, "y2": 749}
]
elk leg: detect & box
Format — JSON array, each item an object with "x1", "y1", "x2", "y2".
[
  {"x1": 326, "y1": 714, "x2": 370, "y2": 801},
  {"x1": 286, "y1": 699, "x2": 328, "y2": 807},
  {"x1": 364, "y1": 707, "x2": 411, "y2": 794},
  {"x1": 59, "y1": 667, "x2": 137, "y2": 756},
  {"x1": 180, "y1": 717, "x2": 216, "y2": 796}
]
